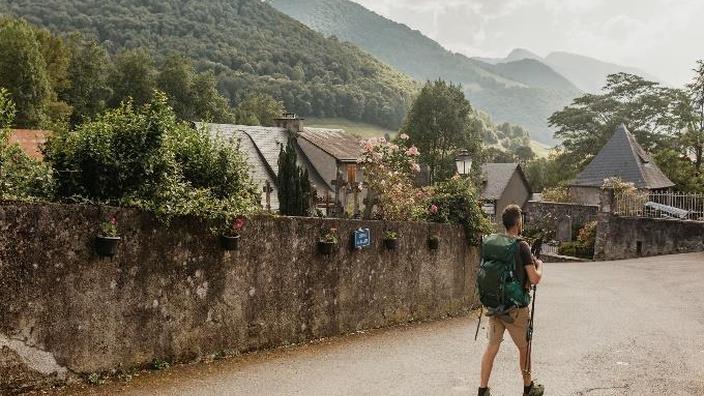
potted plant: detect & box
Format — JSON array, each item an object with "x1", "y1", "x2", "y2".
[
  {"x1": 427, "y1": 235, "x2": 440, "y2": 250},
  {"x1": 221, "y1": 216, "x2": 246, "y2": 251},
  {"x1": 383, "y1": 230, "x2": 399, "y2": 250},
  {"x1": 96, "y1": 215, "x2": 121, "y2": 257},
  {"x1": 318, "y1": 227, "x2": 339, "y2": 255}
]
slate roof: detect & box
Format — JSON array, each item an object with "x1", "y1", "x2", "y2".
[
  {"x1": 201, "y1": 123, "x2": 338, "y2": 199},
  {"x1": 481, "y1": 163, "x2": 529, "y2": 201},
  {"x1": 298, "y1": 128, "x2": 362, "y2": 162},
  {"x1": 8, "y1": 129, "x2": 51, "y2": 159},
  {"x1": 570, "y1": 124, "x2": 674, "y2": 189}
]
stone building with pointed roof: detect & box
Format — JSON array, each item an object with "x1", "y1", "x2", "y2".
[
  {"x1": 480, "y1": 163, "x2": 532, "y2": 223},
  {"x1": 200, "y1": 114, "x2": 365, "y2": 212},
  {"x1": 569, "y1": 124, "x2": 674, "y2": 205}
]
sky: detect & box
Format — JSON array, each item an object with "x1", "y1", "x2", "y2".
[{"x1": 351, "y1": 0, "x2": 704, "y2": 87}]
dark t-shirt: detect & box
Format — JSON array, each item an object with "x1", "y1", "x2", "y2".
[{"x1": 515, "y1": 240, "x2": 536, "y2": 289}]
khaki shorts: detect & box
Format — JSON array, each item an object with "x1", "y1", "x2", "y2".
[{"x1": 487, "y1": 307, "x2": 530, "y2": 349}]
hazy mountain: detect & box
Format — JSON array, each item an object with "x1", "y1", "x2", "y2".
[
  {"x1": 544, "y1": 51, "x2": 663, "y2": 93},
  {"x1": 0, "y1": 0, "x2": 417, "y2": 129},
  {"x1": 477, "y1": 49, "x2": 662, "y2": 93},
  {"x1": 269, "y1": 0, "x2": 582, "y2": 143}
]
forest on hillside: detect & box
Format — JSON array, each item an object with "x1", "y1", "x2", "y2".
[
  {"x1": 0, "y1": 0, "x2": 416, "y2": 129},
  {"x1": 269, "y1": 0, "x2": 582, "y2": 143}
]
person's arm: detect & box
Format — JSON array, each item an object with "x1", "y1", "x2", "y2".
[
  {"x1": 526, "y1": 258, "x2": 543, "y2": 286},
  {"x1": 519, "y1": 241, "x2": 543, "y2": 286}
]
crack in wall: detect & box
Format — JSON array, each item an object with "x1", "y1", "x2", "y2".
[{"x1": 0, "y1": 333, "x2": 68, "y2": 380}]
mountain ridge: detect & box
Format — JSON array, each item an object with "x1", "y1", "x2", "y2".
[{"x1": 269, "y1": 0, "x2": 582, "y2": 144}]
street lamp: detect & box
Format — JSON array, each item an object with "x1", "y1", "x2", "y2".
[{"x1": 455, "y1": 150, "x2": 473, "y2": 176}]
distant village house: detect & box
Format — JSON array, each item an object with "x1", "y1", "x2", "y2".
[
  {"x1": 569, "y1": 124, "x2": 674, "y2": 205},
  {"x1": 480, "y1": 162, "x2": 532, "y2": 224},
  {"x1": 202, "y1": 114, "x2": 365, "y2": 214}
]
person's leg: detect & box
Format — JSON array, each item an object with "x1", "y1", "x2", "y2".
[
  {"x1": 504, "y1": 308, "x2": 534, "y2": 384},
  {"x1": 480, "y1": 343, "x2": 501, "y2": 387},
  {"x1": 518, "y1": 344, "x2": 532, "y2": 385},
  {"x1": 480, "y1": 316, "x2": 504, "y2": 388}
]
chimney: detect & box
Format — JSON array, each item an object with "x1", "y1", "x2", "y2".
[{"x1": 274, "y1": 112, "x2": 304, "y2": 134}]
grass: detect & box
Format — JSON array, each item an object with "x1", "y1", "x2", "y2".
[
  {"x1": 530, "y1": 140, "x2": 553, "y2": 158},
  {"x1": 305, "y1": 118, "x2": 395, "y2": 137}
]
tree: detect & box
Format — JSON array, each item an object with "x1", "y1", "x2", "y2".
[
  {"x1": 234, "y1": 94, "x2": 285, "y2": 126},
  {"x1": 548, "y1": 72, "x2": 692, "y2": 186},
  {"x1": 483, "y1": 147, "x2": 516, "y2": 163},
  {"x1": 61, "y1": 35, "x2": 112, "y2": 125},
  {"x1": 402, "y1": 80, "x2": 481, "y2": 182},
  {"x1": 277, "y1": 139, "x2": 312, "y2": 216},
  {"x1": 190, "y1": 71, "x2": 233, "y2": 123},
  {"x1": 0, "y1": 18, "x2": 52, "y2": 127},
  {"x1": 109, "y1": 49, "x2": 156, "y2": 108},
  {"x1": 514, "y1": 145, "x2": 536, "y2": 163},
  {"x1": 684, "y1": 60, "x2": 704, "y2": 172}
]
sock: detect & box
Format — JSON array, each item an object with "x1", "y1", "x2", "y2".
[
  {"x1": 524, "y1": 382, "x2": 534, "y2": 394},
  {"x1": 478, "y1": 387, "x2": 489, "y2": 396}
]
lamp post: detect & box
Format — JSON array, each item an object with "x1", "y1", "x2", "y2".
[{"x1": 455, "y1": 149, "x2": 473, "y2": 176}]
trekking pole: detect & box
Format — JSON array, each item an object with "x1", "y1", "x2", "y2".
[
  {"x1": 474, "y1": 306, "x2": 483, "y2": 341},
  {"x1": 525, "y1": 285, "x2": 537, "y2": 375}
]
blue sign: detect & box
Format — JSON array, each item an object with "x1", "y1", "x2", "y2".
[{"x1": 353, "y1": 228, "x2": 371, "y2": 250}]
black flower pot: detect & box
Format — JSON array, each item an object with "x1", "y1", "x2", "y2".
[
  {"x1": 318, "y1": 241, "x2": 338, "y2": 255},
  {"x1": 428, "y1": 237, "x2": 440, "y2": 250},
  {"x1": 384, "y1": 238, "x2": 398, "y2": 250},
  {"x1": 221, "y1": 234, "x2": 241, "y2": 251},
  {"x1": 96, "y1": 236, "x2": 121, "y2": 257}
]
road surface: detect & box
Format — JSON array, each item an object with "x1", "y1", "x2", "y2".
[{"x1": 54, "y1": 253, "x2": 704, "y2": 396}]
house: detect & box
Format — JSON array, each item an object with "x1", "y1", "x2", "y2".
[
  {"x1": 569, "y1": 124, "x2": 674, "y2": 205},
  {"x1": 480, "y1": 163, "x2": 532, "y2": 223},
  {"x1": 7, "y1": 129, "x2": 51, "y2": 159},
  {"x1": 201, "y1": 114, "x2": 364, "y2": 213}
]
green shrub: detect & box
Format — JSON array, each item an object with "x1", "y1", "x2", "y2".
[
  {"x1": 0, "y1": 88, "x2": 55, "y2": 200},
  {"x1": 425, "y1": 176, "x2": 493, "y2": 245},
  {"x1": 541, "y1": 186, "x2": 571, "y2": 203},
  {"x1": 44, "y1": 92, "x2": 260, "y2": 223},
  {"x1": 558, "y1": 241, "x2": 594, "y2": 259}
]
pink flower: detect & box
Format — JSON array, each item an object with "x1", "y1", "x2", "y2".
[
  {"x1": 429, "y1": 204, "x2": 439, "y2": 215},
  {"x1": 406, "y1": 146, "x2": 420, "y2": 157},
  {"x1": 232, "y1": 216, "x2": 247, "y2": 232},
  {"x1": 411, "y1": 163, "x2": 421, "y2": 173},
  {"x1": 110, "y1": 216, "x2": 117, "y2": 225},
  {"x1": 399, "y1": 133, "x2": 410, "y2": 140}
]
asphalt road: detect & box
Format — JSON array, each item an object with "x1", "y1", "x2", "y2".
[{"x1": 55, "y1": 253, "x2": 704, "y2": 396}]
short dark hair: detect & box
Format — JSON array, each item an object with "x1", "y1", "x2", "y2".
[{"x1": 502, "y1": 204, "x2": 523, "y2": 230}]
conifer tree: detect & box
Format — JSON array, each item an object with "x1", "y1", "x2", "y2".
[{"x1": 277, "y1": 139, "x2": 312, "y2": 216}]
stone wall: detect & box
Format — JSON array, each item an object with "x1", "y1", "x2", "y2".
[
  {"x1": 525, "y1": 201, "x2": 599, "y2": 241},
  {"x1": 0, "y1": 202, "x2": 478, "y2": 393},
  {"x1": 594, "y1": 214, "x2": 704, "y2": 260}
]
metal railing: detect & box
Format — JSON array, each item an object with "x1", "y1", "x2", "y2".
[{"x1": 614, "y1": 191, "x2": 704, "y2": 221}]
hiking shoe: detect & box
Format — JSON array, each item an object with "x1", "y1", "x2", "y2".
[
  {"x1": 523, "y1": 382, "x2": 544, "y2": 396},
  {"x1": 478, "y1": 388, "x2": 491, "y2": 396}
]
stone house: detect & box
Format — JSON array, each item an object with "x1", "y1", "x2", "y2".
[
  {"x1": 480, "y1": 163, "x2": 532, "y2": 224},
  {"x1": 201, "y1": 114, "x2": 364, "y2": 213},
  {"x1": 569, "y1": 124, "x2": 674, "y2": 205}
]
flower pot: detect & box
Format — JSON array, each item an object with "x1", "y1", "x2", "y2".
[
  {"x1": 427, "y1": 238, "x2": 440, "y2": 250},
  {"x1": 95, "y1": 235, "x2": 121, "y2": 257},
  {"x1": 221, "y1": 234, "x2": 240, "y2": 251},
  {"x1": 318, "y1": 241, "x2": 338, "y2": 255},
  {"x1": 384, "y1": 238, "x2": 398, "y2": 250}
]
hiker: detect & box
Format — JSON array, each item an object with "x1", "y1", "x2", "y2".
[{"x1": 477, "y1": 204, "x2": 544, "y2": 396}]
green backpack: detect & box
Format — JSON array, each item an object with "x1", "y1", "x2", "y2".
[{"x1": 477, "y1": 234, "x2": 530, "y2": 311}]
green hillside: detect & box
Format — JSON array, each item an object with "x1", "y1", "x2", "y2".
[
  {"x1": 0, "y1": 0, "x2": 417, "y2": 129},
  {"x1": 268, "y1": 0, "x2": 582, "y2": 143}
]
